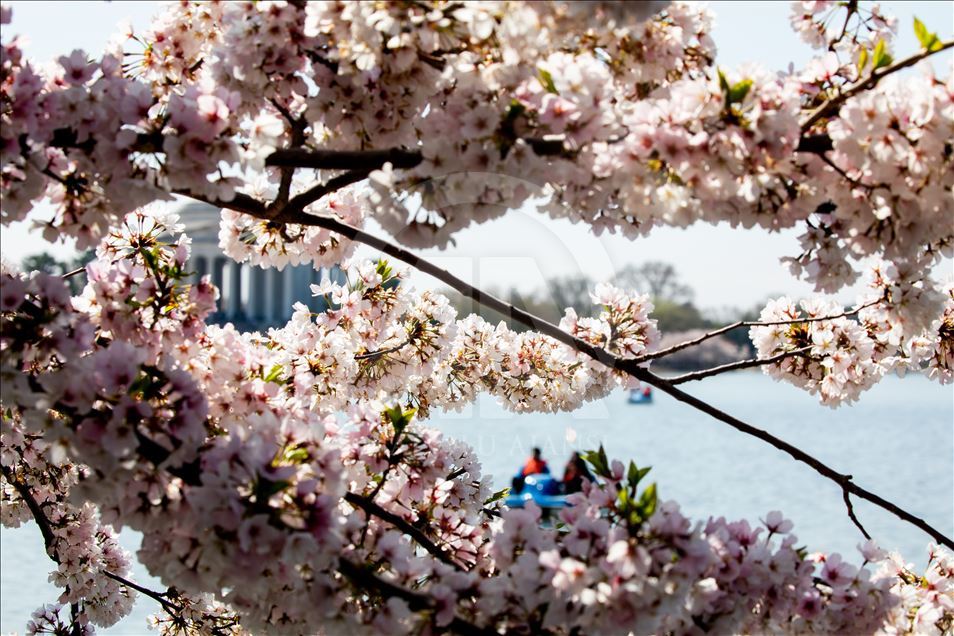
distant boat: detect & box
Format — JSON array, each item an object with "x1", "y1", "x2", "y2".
[
  {"x1": 628, "y1": 387, "x2": 653, "y2": 404},
  {"x1": 504, "y1": 473, "x2": 568, "y2": 510}
]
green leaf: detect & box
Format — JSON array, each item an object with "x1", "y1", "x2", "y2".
[
  {"x1": 384, "y1": 404, "x2": 416, "y2": 440},
  {"x1": 617, "y1": 486, "x2": 633, "y2": 512},
  {"x1": 581, "y1": 445, "x2": 610, "y2": 478},
  {"x1": 263, "y1": 364, "x2": 285, "y2": 384},
  {"x1": 254, "y1": 477, "x2": 291, "y2": 502},
  {"x1": 627, "y1": 460, "x2": 639, "y2": 486},
  {"x1": 538, "y1": 68, "x2": 558, "y2": 95},
  {"x1": 871, "y1": 39, "x2": 893, "y2": 70},
  {"x1": 856, "y1": 47, "x2": 868, "y2": 74},
  {"x1": 484, "y1": 487, "x2": 510, "y2": 506},
  {"x1": 278, "y1": 444, "x2": 310, "y2": 466},
  {"x1": 718, "y1": 69, "x2": 730, "y2": 94},
  {"x1": 504, "y1": 99, "x2": 526, "y2": 123},
  {"x1": 727, "y1": 79, "x2": 753, "y2": 105},
  {"x1": 913, "y1": 16, "x2": 942, "y2": 52},
  {"x1": 638, "y1": 482, "x2": 658, "y2": 518},
  {"x1": 375, "y1": 259, "x2": 393, "y2": 281}
]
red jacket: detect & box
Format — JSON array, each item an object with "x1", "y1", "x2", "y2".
[{"x1": 522, "y1": 458, "x2": 548, "y2": 476}]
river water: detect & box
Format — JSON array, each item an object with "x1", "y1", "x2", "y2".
[{"x1": 2, "y1": 372, "x2": 951, "y2": 634}]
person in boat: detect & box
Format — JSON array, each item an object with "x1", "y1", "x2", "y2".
[
  {"x1": 511, "y1": 447, "x2": 549, "y2": 495},
  {"x1": 522, "y1": 447, "x2": 550, "y2": 476},
  {"x1": 562, "y1": 452, "x2": 593, "y2": 494}
]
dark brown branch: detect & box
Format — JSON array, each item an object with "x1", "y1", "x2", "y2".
[
  {"x1": 842, "y1": 483, "x2": 873, "y2": 541},
  {"x1": 267, "y1": 99, "x2": 309, "y2": 210},
  {"x1": 265, "y1": 147, "x2": 423, "y2": 172},
  {"x1": 278, "y1": 169, "x2": 373, "y2": 219},
  {"x1": 263, "y1": 137, "x2": 570, "y2": 174},
  {"x1": 816, "y1": 153, "x2": 887, "y2": 191},
  {"x1": 643, "y1": 376, "x2": 951, "y2": 549},
  {"x1": 175, "y1": 190, "x2": 269, "y2": 216},
  {"x1": 134, "y1": 431, "x2": 467, "y2": 572},
  {"x1": 1, "y1": 464, "x2": 56, "y2": 552},
  {"x1": 337, "y1": 558, "x2": 494, "y2": 636},
  {"x1": 173, "y1": 198, "x2": 953, "y2": 550},
  {"x1": 633, "y1": 301, "x2": 877, "y2": 365},
  {"x1": 343, "y1": 492, "x2": 466, "y2": 571},
  {"x1": 667, "y1": 346, "x2": 814, "y2": 385},
  {"x1": 796, "y1": 134, "x2": 834, "y2": 154},
  {"x1": 102, "y1": 571, "x2": 181, "y2": 615},
  {"x1": 1, "y1": 465, "x2": 182, "y2": 615},
  {"x1": 801, "y1": 39, "x2": 954, "y2": 132},
  {"x1": 354, "y1": 337, "x2": 413, "y2": 362}
]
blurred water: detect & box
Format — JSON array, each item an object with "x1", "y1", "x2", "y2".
[{"x1": 2, "y1": 372, "x2": 952, "y2": 634}]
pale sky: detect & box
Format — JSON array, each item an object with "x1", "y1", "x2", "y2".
[{"x1": 1, "y1": 1, "x2": 952, "y2": 310}]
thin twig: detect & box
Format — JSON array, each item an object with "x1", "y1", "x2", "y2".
[
  {"x1": 633, "y1": 300, "x2": 878, "y2": 364},
  {"x1": 102, "y1": 571, "x2": 181, "y2": 615},
  {"x1": 174, "y1": 195, "x2": 953, "y2": 550},
  {"x1": 266, "y1": 98, "x2": 308, "y2": 211},
  {"x1": 667, "y1": 346, "x2": 814, "y2": 385},
  {"x1": 62, "y1": 267, "x2": 86, "y2": 280},
  {"x1": 841, "y1": 481, "x2": 873, "y2": 541},
  {"x1": 354, "y1": 337, "x2": 413, "y2": 362},
  {"x1": 816, "y1": 153, "x2": 887, "y2": 191},
  {"x1": 278, "y1": 169, "x2": 373, "y2": 219},
  {"x1": 801, "y1": 39, "x2": 954, "y2": 132}
]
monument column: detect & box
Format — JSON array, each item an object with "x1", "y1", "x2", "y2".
[
  {"x1": 269, "y1": 268, "x2": 284, "y2": 324},
  {"x1": 226, "y1": 261, "x2": 242, "y2": 320},
  {"x1": 212, "y1": 257, "x2": 227, "y2": 318},
  {"x1": 250, "y1": 266, "x2": 267, "y2": 323},
  {"x1": 192, "y1": 253, "x2": 209, "y2": 285},
  {"x1": 283, "y1": 266, "x2": 296, "y2": 317}
]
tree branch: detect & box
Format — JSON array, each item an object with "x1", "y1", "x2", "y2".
[
  {"x1": 101, "y1": 571, "x2": 181, "y2": 616},
  {"x1": 337, "y1": 558, "x2": 494, "y2": 636},
  {"x1": 133, "y1": 430, "x2": 469, "y2": 572},
  {"x1": 795, "y1": 134, "x2": 834, "y2": 154},
  {"x1": 1, "y1": 464, "x2": 56, "y2": 552},
  {"x1": 263, "y1": 137, "x2": 570, "y2": 173},
  {"x1": 801, "y1": 39, "x2": 954, "y2": 132},
  {"x1": 842, "y1": 483, "x2": 872, "y2": 541},
  {"x1": 343, "y1": 492, "x2": 467, "y2": 571},
  {"x1": 1, "y1": 464, "x2": 183, "y2": 616},
  {"x1": 265, "y1": 148, "x2": 423, "y2": 172},
  {"x1": 667, "y1": 346, "x2": 814, "y2": 385},
  {"x1": 633, "y1": 301, "x2": 877, "y2": 365},
  {"x1": 354, "y1": 337, "x2": 414, "y2": 362},
  {"x1": 278, "y1": 169, "x2": 373, "y2": 219},
  {"x1": 175, "y1": 197, "x2": 953, "y2": 550}
]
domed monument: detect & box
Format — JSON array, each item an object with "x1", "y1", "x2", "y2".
[{"x1": 179, "y1": 201, "x2": 343, "y2": 330}]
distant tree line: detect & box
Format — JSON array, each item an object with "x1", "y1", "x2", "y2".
[
  {"x1": 20, "y1": 252, "x2": 760, "y2": 370},
  {"x1": 439, "y1": 261, "x2": 761, "y2": 370},
  {"x1": 20, "y1": 250, "x2": 95, "y2": 295}
]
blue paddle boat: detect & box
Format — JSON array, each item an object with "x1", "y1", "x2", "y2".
[
  {"x1": 628, "y1": 386, "x2": 653, "y2": 404},
  {"x1": 504, "y1": 473, "x2": 568, "y2": 510}
]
